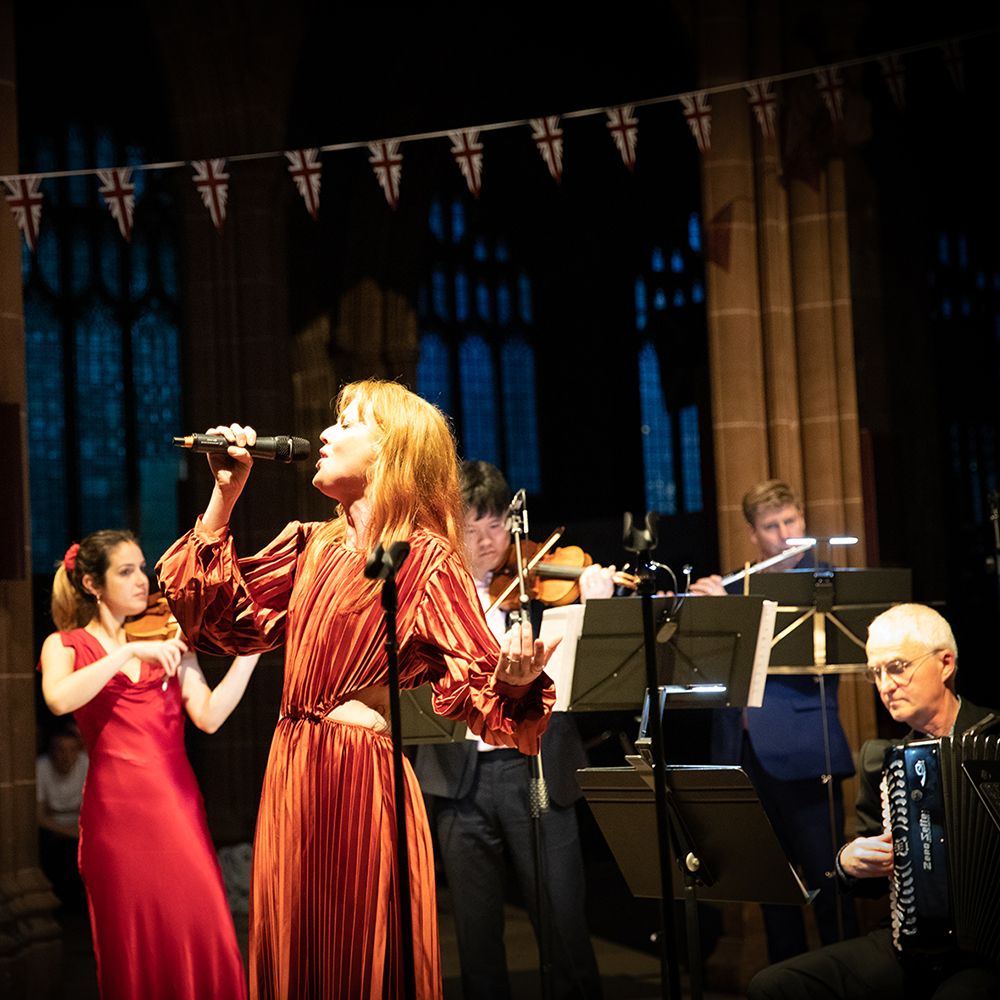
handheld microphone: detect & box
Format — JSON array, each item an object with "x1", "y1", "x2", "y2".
[{"x1": 173, "y1": 433, "x2": 312, "y2": 463}]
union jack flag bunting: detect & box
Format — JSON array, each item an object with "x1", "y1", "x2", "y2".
[
  {"x1": 286, "y1": 149, "x2": 322, "y2": 219},
  {"x1": 745, "y1": 79, "x2": 778, "y2": 139},
  {"x1": 2, "y1": 175, "x2": 44, "y2": 253},
  {"x1": 606, "y1": 106, "x2": 638, "y2": 171},
  {"x1": 529, "y1": 117, "x2": 564, "y2": 182},
  {"x1": 879, "y1": 52, "x2": 906, "y2": 109},
  {"x1": 368, "y1": 141, "x2": 403, "y2": 209},
  {"x1": 449, "y1": 130, "x2": 483, "y2": 197},
  {"x1": 814, "y1": 67, "x2": 845, "y2": 123},
  {"x1": 97, "y1": 168, "x2": 136, "y2": 242},
  {"x1": 680, "y1": 92, "x2": 712, "y2": 152},
  {"x1": 192, "y1": 159, "x2": 230, "y2": 231}
]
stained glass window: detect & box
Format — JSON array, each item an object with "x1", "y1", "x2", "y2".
[
  {"x1": 634, "y1": 212, "x2": 706, "y2": 515},
  {"x1": 416, "y1": 194, "x2": 541, "y2": 491},
  {"x1": 22, "y1": 130, "x2": 181, "y2": 573}
]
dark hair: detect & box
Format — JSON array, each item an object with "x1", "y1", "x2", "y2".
[
  {"x1": 460, "y1": 461, "x2": 510, "y2": 519},
  {"x1": 51, "y1": 529, "x2": 139, "y2": 630}
]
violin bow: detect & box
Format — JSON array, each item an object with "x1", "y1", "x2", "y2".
[{"x1": 485, "y1": 525, "x2": 565, "y2": 616}]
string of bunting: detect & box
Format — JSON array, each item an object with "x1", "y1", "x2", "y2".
[{"x1": 0, "y1": 30, "x2": 987, "y2": 254}]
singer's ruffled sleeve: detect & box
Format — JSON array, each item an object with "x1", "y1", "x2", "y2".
[
  {"x1": 156, "y1": 517, "x2": 314, "y2": 656},
  {"x1": 404, "y1": 543, "x2": 553, "y2": 754}
]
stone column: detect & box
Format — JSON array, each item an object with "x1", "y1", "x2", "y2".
[
  {"x1": 0, "y1": 0, "x2": 62, "y2": 993},
  {"x1": 700, "y1": 0, "x2": 770, "y2": 573}
]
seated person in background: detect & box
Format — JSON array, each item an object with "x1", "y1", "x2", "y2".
[
  {"x1": 749, "y1": 603, "x2": 1000, "y2": 999},
  {"x1": 36, "y1": 723, "x2": 88, "y2": 909},
  {"x1": 690, "y1": 479, "x2": 857, "y2": 961},
  {"x1": 414, "y1": 460, "x2": 610, "y2": 1000}
]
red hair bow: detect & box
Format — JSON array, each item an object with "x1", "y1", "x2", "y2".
[{"x1": 63, "y1": 542, "x2": 80, "y2": 573}]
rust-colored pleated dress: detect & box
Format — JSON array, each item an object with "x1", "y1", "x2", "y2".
[{"x1": 157, "y1": 519, "x2": 553, "y2": 1000}]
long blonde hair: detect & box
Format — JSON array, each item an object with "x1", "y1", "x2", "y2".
[
  {"x1": 51, "y1": 530, "x2": 139, "y2": 631},
  {"x1": 326, "y1": 379, "x2": 467, "y2": 565}
]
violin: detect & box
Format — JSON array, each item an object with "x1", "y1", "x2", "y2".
[
  {"x1": 124, "y1": 591, "x2": 181, "y2": 643},
  {"x1": 487, "y1": 527, "x2": 639, "y2": 613}
]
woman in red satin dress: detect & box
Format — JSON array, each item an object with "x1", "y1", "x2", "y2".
[
  {"x1": 156, "y1": 379, "x2": 557, "y2": 1000},
  {"x1": 39, "y1": 530, "x2": 259, "y2": 1000}
]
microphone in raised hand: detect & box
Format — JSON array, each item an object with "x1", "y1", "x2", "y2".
[{"x1": 174, "y1": 433, "x2": 311, "y2": 463}]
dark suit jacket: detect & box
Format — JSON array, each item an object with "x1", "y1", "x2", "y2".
[
  {"x1": 412, "y1": 596, "x2": 589, "y2": 809},
  {"x1": 412, "y1": 711, "x2": 588, "y2": 808}
]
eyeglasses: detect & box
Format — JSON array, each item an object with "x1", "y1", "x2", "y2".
[{"x1": 864, "y1": 649, "x2": 941, "y2": 686}]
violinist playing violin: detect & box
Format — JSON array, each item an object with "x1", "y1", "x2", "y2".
[{"x1": 413, "y1": 460, "x2": 609, "y2": 1000}]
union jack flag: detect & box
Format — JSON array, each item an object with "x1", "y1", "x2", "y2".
[
  {"x1": 286, "y1": 149, "x2": 322, "y2": 220},
  {"x1": 449, "y1": 130, "x2": 483, "y2": 197},
  {"x1": 2, "y1": 175, "x2": 44, "y2": 253},
  {"x1": 814, "y1": 67, "x2": 845, "y2": 123},
  {"x1": 369, "y1": 141, "x2": 403, "y2": 208},
  {"x1": 879, "y1": 52, "x2": 906, "y2": 109},
  {"x1": 680, "y1": 92, "x2": 711, "y2": 152},
  {"x1": 745, "y1": 79, "x2": 778, "y2": 140},
  {"x1": 192, "y1": 159, "x2": 230, "y2": 231},
  {"x1": 529, "y1": 117, "x2": 563, "y2": 182},
  {"x1": 97, "y1": 167, "x2": 136, "y2": 242},
  {"x1": 606, "y1": 106, "x2": 638, "y2": 171}
]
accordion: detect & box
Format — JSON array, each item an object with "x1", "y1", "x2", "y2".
[{"x1": 881, "y1": 732, "x2": 1000, "y2": 961}]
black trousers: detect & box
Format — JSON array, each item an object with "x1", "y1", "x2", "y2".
[
  {"x1": 748, "y1": 928, "x2": 1000, "y2": 1000},
  {"x1": 435, "y1": 749, "x2": 602, "y2": 1000},
  {"x1": 742, "y1": 734, "x2": 859, "y2": 962}
]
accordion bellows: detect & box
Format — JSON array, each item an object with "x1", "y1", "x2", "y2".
[{"x1": 881, "y1": 734, "x2": 1000, "y2": 961}]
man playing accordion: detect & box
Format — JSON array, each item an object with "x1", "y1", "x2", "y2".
[{"x1": 749, "y1": 604, "x2": 1000, "y2": 1000}]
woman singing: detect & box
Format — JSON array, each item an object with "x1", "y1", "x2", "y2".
[
  {"x1": 39, "y1": 530, "x2": 259, "y2": 1000},
  {"x1": 156, "y1": 379, "x2": 555, "y2": 999}
]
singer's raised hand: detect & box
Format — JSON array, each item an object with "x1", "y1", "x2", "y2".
[
  {"x1": 495, "y1": 618, "x2": 561, "y2": 688},
  {"x1": 202, "y1": 423, "x2": 256, "y2": 531}
]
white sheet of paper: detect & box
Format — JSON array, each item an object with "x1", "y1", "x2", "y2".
[
  {"x1": 747, "y1": 599, "x2": 778, "y2": 708},
  {"x1": 538, "y1": 604, "x2": 586, "y2": 711}
]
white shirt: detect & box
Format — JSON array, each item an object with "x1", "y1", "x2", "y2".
[{"x1": 36, "y1": 752, "x2": 89, "y2": 827}]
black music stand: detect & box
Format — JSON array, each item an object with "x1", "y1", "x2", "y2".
[
  {"x1": 539, "y1": 595, "x2": 776, "y2": 712},
  {"x1": 578, "y1": 758, "x2": 812, "y2": 997},
  {"x1": 399, "y1": 686, "x2": 467, "y2": 745},
  {"x1": 554, "y1": 594, "x2": 781, "y2": 1000},
  {"x1": 745, "y1": 567, "x2": 912, "y2": 668}
]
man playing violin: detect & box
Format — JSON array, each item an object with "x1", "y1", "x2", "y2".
[
  {"x1": 414, "y1": 460, "x2": 608, "y2": 1000},
  {"x1": 690, "y1": 479, "x2": 858, "y2": 963}
]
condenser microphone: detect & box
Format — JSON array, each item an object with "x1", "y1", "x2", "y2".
[{"x1": 173, "y1": 433, "x2": 312, "y2": 463}]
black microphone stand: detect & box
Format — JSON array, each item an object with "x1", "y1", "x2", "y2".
[
  {"x1": 506, "y1": 490, "x2": 555, "y2": 1000},
  {"x1": 365, "y1": 540, "x2": 416, "y2": 1000},
  {"x1": 623, "y1": 512, "x2": 682, "y2": 1000}
]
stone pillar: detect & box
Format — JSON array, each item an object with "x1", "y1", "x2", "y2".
[
  {"x1": 697, "y1": 2, "x2": 875, "y2": 990},
  {"x1": 0, "y1": 0, "x2": 62, "y2": 993},
  {"x1": 788, "y1": 163, "x2": 866, "y2": 561},
  {"x1": 146, "y1": 1, "x2": 306, "y2": 845},
  {"x1": 700, "y1": 1, "x2": 770, "y2": 572}
]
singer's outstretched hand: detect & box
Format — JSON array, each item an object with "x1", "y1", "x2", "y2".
[
  {"x1": 202, "y1": 423, "x2": 257, "y2": 531},
  {"x1": 494, "y1": 619, "x2": 560, "y2": 688}
]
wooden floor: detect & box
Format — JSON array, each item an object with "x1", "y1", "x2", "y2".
[{"x1": 48, "y1": 891, "x2": 745, "y2": 999}]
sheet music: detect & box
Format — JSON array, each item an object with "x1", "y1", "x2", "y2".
[
  {"x1": 747, "y1": 599, "x2": 778, "y2": 708},
  {"x1": 539, "y1": 604, "x2": 586, "y2": 711}
]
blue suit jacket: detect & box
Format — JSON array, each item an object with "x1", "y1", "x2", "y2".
[{"x1": 711, "y1": 555, "x2": 855, "y2": 781}]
